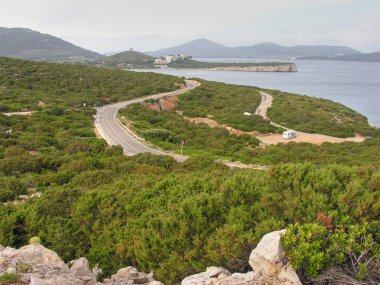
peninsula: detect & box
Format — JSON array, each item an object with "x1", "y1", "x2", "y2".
[
  {"x1": 166, "y1": 58, "x2": 297, "y2": 72},
  {"x1": 94, "y1": 50, "x2": 298, "y2": 72}
]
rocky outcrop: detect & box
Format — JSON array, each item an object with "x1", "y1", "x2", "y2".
[
  {"x1": 0, "y1": 229, "x2": 301, "y2": 285},
  {"x1": 106, "y1": 266, "x2": 157, "y2": 285},
  {"x1": 206, "y1": 64, "x2": 297, "y2": 72},
  {"x1": 0, "y1": 243, "x2": 161, "y2": 285}
]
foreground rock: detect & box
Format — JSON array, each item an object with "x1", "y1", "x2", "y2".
[
  {"x1": 181, "y1": 230, "x2": 301, "y2": 285},
  {"x1": 0, "y1": 229, "x2": 301, "y2": 285},
  {"x1": 0, "y1": 243, "x2": 162, "y2": 285},
  {"x1": 249, "y1": 230, "x2": 301, "y2": 285}
]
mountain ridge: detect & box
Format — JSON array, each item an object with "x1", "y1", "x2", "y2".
[
  {"x1": 298, "y1": 51, "x2": 380, "y2": 62},
  {"x1": 147, "y1": 38, "x2": 364, "y2": 59},
  {"x1": 0, "y1": 27, "x2": 103, "y2": 62}
]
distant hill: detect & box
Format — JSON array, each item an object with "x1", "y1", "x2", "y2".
[
  {"x1": 0, "y1": 27, "x2": 102, "y2": 62},
  {"x1": 147, "y1": 38, "x2": 363, "y2": 59},
  {"x1": 97, "y1": 50, "x2": 156, "y2": 68},
  {"x1": 147, "y1": 39, "x2": 232, "y2": 58},
  {"x1": 299, "y1": 51, "x2": 380, "y2": 62}
]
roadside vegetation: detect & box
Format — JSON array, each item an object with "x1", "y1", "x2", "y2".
[
  {"x1": 121, "y1": 103, "x2": 260, "y2": 159},
  {"x1": 266, "y1": 89, "x2": 380, "y2": 138},
  {"x1": 0, "y1": 57, "x2": 378, "y2": 285}
]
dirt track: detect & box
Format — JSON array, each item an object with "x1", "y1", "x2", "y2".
[{"x1": 255, "y1": 91, "x2": 365, "y2": 145}]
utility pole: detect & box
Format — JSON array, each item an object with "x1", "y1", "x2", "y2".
[{"x1": 180, "y1": 140, "x2": 185, "y2": 155}]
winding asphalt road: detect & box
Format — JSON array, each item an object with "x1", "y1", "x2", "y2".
[{"x1": 94, "y1": 80, "x2": 200, "y2": 161}]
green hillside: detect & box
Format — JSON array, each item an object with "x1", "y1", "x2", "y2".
[
  {"x1": 96, "y1": 50, "x2": 156, "y2": 68},
  {"x1": 0, "y1": 56, "x2": 182, "y2": 111}
]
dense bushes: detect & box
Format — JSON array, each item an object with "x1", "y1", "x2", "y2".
[
  {"x1": 282, "y1": 221, "x2": 380, "y2": 282},
  {"x1": 247, "y1": 139, "x2": 380, "y2": 166},
  {"x1": 1, "y1": 163, "x2": 378, "y2": 284}
]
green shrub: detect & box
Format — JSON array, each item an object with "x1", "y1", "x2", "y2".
[
  {"x1": 0, "y1": 272, "x2": 20, "y2": 284},
  {"x1": 282, "y1": 220, "x2": 380, "y2": 278},
  {"x1": 16, "y1": 262, "x2": 32, "y2": 273},
  {"x1": 141, "y1": 129, "x2": 173, "y2": 142},
  {"x1": 29, "y1": 236, "x2": 41, "y2": 245}
]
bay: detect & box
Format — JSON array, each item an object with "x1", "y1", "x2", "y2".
[{"x1": 137, "y1": 59, "x2": 380, "y2": 126}]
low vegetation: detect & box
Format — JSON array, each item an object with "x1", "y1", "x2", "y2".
[
  {"x1": 121, "y1": 103, "x2": 260, "y2": 159},
  {"x1": 0, "y1": 272, "x2": 20, "y2": 284},
  {"x1": 266, "y1": 89, "x2": 379, "y2": 138},
  {"x1": 0, "y1": 57, "x2": 378, "y2": 285},
  {"x1": 177, "y1": 80, "x2": 280, "y2": 133},
  {"x1": 1, "y1": 159, "x2": 378, "y2": 284},
  {"x1": 0, "y1": 57, "x2": 182, "y2": 111},
  {"x1": 283, "y1": 221, "x2": 379, "y2": 283}
]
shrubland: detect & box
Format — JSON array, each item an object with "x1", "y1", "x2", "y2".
[
  {"x1": 0, "y1": 57, "x2": 182, "y2": 111},
  {"x1": 0, "y1": 57, "x2": 378, "y2": 284}
]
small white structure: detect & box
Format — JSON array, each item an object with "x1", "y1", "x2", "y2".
[
  {"x1": 243, "y1": 112, "x2": 252, "y2": 116},
  {"x1": 283, "y1": 130, "x2": 296, "y2": 139}
]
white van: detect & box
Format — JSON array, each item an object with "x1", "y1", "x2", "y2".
[{"x1": 283, "y1": 130, "x2": 296, "y2": 139}]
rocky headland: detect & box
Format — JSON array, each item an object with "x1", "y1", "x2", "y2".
[{"x1": 205, "y1": 63, "x2": 297, "y2": 72}]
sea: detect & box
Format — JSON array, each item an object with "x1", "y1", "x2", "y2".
[{"x1": 137, "y1": 59, "x2": 380, "y2": 127}]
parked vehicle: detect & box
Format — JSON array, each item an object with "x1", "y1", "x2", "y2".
[{"x1": 283, "y1": 130, "x2": 297, "y2": 139}]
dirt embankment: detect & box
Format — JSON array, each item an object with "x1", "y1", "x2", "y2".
[{"x1": 145, "y1": 95, "x2": 179, "y2": 112}]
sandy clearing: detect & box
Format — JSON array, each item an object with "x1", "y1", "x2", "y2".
[{"x1": 256, "y1": 133, "x2": 365, "y2": 145}]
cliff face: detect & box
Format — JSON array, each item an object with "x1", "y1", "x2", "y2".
[
  {"x1": 206, "y1": 63, "x2": 297, "y2": 72},
  {"x1": 0, "y1": 230, "x2": 301, "y2": 285}
]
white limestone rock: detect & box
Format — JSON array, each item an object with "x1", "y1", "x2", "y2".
[
  {"x1": 69, "y1": 257, "x2": 92, "y2": 277},
  {"x1": 181, "y1": 268, "x2": 257, "y2": 285},
  {"x1": 278, "y1": 265, "x2": 301, "y2": 285},
  {"x1": 206, "y1": 267, "x2": 231, "y2": 278},
  {"x1": 30, "y1": 275, "x2": 48, "y2": 285},
  {"x1": 17, "y1": 244, "x2": 69, "y2": 273},
  {"x1": 249, "y1": 229, "x2": 301, "y2": 285},
  {"x1": 111, "y1": 266, "x2": 148, "y2": 284}
]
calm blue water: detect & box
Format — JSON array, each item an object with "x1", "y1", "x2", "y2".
[{"x1": 137, "y1": 59, "x2": 380, "y2": 126}]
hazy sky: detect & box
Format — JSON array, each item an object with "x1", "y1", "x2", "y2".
[{"x1": 1, "y1": 0, "x2": 379, "y2": 53}]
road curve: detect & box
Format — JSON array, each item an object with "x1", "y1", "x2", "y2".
[{"x1": 95, "y1": 80, "x2": 200, "y2": 162}]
